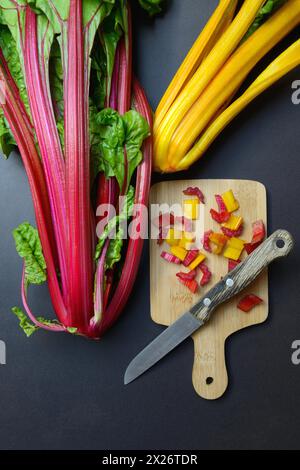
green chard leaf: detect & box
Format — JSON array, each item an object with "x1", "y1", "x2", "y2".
[
  {"x1": 11, "y1": 307, "x2": 39, "y2": 337},
  {"x1": 95, "y1": 185, "x2": 135, "y2": 262},
  {"x1": 49, "y1": 38, "x2": 64, "y2": 149},
  {"x1": 0, "y1": 1, "x2": 27, "y2": 58},
  {"x1": 94, "y1": 108, "x2": 150, "y2": 192},
  {"x1": 0, "y1": 19, "x2": 30, "y2": 158},
  {"x1": 243, "y1": 0, "x2": 287, "y2": 41},
  {"x1": 27, "y1": 0, "x2": 71, "y2": 35},
  {"x1": 89, "y1": 1, "x2": 126, "y2": 165},
  {"x1": 90, "y1": 42, "x2": 108, "y2": 111},
  {"x1": 0, "y1": 23, "x2": 30, "y2": 113},
  {"x1": 66, "y1": 327, "x2": 78, "y2": 334},
  {"x1": 11, "y1": 307, "x2": 66, "y2": 337},
  {"x1": 138, "y1": 0, "x2": 164, "y2": 16},
  {"x1": 0, "y1": 112, "x2": 16, "y2": 158},
  {"x1": 122, "y1": 110, "x2": 150, "y2": 188},
  {"x1": 100, "y1": 0, "x2": 126, "y2": 98},
  {"x1": 95, "y1": 108, "x2": 126, "y2": 188},
  {"x1": 105, "y1": 235, "x2": 124, "y2": 269},
  {"x1": 13, "y1": 222, "x2": 47, "y2": 285}
]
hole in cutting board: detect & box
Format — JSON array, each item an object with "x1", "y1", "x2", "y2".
[
  {"x1": 276, "y1": 239, "x2": 285, "y2": 249},
  {"x1": 206, "y1": 377, "x2": 214, "y2": 385}
]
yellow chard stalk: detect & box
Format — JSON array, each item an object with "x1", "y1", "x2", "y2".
[
  {"x1": 177, "y1": 38, "x2": 300, "y2": 171},
  {"x1": 154, "y1": 0, "x2": 238, "y2": 133},
  {"x1": 154, "y1": 0, "x2": 266, "y2": 172},
  {"x1": 167, "y1": 0, "x2": 300, "y2": 171}
]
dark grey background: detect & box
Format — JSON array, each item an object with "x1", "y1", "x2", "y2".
[{"x1": 0, "y1": 0, "x2": 300, "y2": 450}]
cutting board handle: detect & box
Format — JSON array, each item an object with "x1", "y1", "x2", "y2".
[{"x1": 192, "y1": 333, "x2": 229, "y2": 400}]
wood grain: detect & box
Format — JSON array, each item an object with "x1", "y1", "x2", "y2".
[{"x1": 150, "y1": 179, "x2": 268, "y2": 400}]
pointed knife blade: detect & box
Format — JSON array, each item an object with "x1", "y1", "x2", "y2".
[{"x1": 124, "y1": 312, "x2": 203, "y2": 384}]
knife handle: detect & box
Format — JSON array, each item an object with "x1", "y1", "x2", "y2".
[{"x1": 190, "y1": 230, "x2": 294, "y2": 323}]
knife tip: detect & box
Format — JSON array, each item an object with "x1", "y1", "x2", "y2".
[{"x1": 124, "y1": 368, "x2": 134, "y2": 385}]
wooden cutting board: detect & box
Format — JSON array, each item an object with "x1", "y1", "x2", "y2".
[{"x1": 150, "y1": 180, "x2": 268, "y2": 400}]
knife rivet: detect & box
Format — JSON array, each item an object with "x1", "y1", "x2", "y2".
[
  {"x1": 226, "y1": 278, "x2": 234, "y2": 287},
  {"x1": 204, "y1": 298, "x2": 211, "y2": 307}
]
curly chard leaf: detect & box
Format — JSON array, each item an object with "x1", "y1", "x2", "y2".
[
  {"x1": 95, "y1": 108, "x2": 149, "y2": 192},
  {"x1": 13, "y1": 222, "x2": 47, "y2": 285},
  {"x1": 11, "y1": 307, "x2": 76, "y2": 337}
]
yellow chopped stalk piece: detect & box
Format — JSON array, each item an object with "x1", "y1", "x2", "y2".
[
  {"x1": 209, "y1": 232, "x2": 228, "y2": 255},
  {"x1": 179, "y1": 240, "x2": 193, "y2": 250},
  {"x1": 166, "y1": 228, "x2": 183, "y2": 247},
  {"x1": 188, "y1": 253, "x2": 206, "y2": 271},
  {"x1": 222, "y1": 189, "x2": 239, "y2": 212},
  {"x1": 183, "y1": 199, "x2": 199, "y2": 220},
  {"x1": 177, "y1": 38, "x2": 300, "y2": 171},
  {"x1": 223, "y1": 237, "x2": 244, "y2": 261},
  {"x1": 183, "y1": 231, "x2": 195, "y2": 241},
  {"x1": 222, "y1": 215, "x2": 243, "y2": 231},
  {"x1": 168, "y1": 0, "x2": 300, "y2": 169},
  {"x1": 154, "y1": 0, "x2": 265, "y2": 172},
  {"x1": 170, "y1": 246, "x2": 187, "y2": 261},
  {"x1": 179, "y1": 232, "x2": 196, "y2": 250},
  {"x1": 154, "y1": 0, "x2": 238, "y2": 132}
]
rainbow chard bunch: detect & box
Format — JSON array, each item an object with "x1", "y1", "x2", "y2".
[{"x1": 0, "y1": 0, "x2": 161, "y2": 338}]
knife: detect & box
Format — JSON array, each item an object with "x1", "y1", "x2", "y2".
[{"x1": 125, "y1": 229, "x2": 294, "y2": 385}]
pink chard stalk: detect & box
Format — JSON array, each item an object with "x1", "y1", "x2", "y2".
[{"x1": 0, "y1": 0, "x2": 163, "y2": 338}]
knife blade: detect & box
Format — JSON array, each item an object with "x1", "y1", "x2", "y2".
[{"x1": 125, "y1": 229, "x2": 294, "y2": 385}]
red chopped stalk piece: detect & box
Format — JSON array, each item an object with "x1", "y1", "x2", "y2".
[
  {"x1": 183, "y1": 187, "x2": 205, "y2": 204},
  {"x1": 252, "y1": 220, "x2": 266, "y2": 244},
  {"x1": 174, "y1": 216, "x2": 193, "y2": 232},
  {"x1": 153, "y1": 212, "x2": 175, "y2": 228},
  {"x1": 210, "y1": 208, "x2": 230, "y2": 224},
  {"x1": 199, "y1": 263, "x2": 212, "y2": 286},
  {"x1": 215, "y1": 194, "x2": 227, "y2": 213},
  {"x1": 245, "y1": 221, "x2": 266, "y2": 255},
  {"x1": 228, "y1": 259, "x2": 241, "y2": 272},
  {"x1": 221, "y1": 225, "x2": 244, "y2": 238},
  {"x1": 153, "y1": 213, "x2": 174, "y2": 244},
  {"x1": 178, "y1": 278, "x2": 198, "y2": 294},
  {"x1": 237, "y1": 294, "x2": 263, "y2": 313},
  {"x1": 161, "y1": 251, "x2": 181, "y2": 264},
  {"x1": 244, "y1": 241, "x2": 261, "y2": 255},
  {"x1": 183, "y1": 217, "x2": 193, "y2": 233},
  {"x1": 183, "y1": 249, "x2": 199, "y2": 267},
  {"x1": 157, "y1": 226, "x2": 169, "y2": 245},
  {"x1": 176, "y1": 270, "x2": 197, "y2": 281},
  {"x1": 203, "y1": 230, "x2": 213, "y2": 253},
  {"x1": 210, "y1": 195, "x2": 230, "y2": 224}
]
